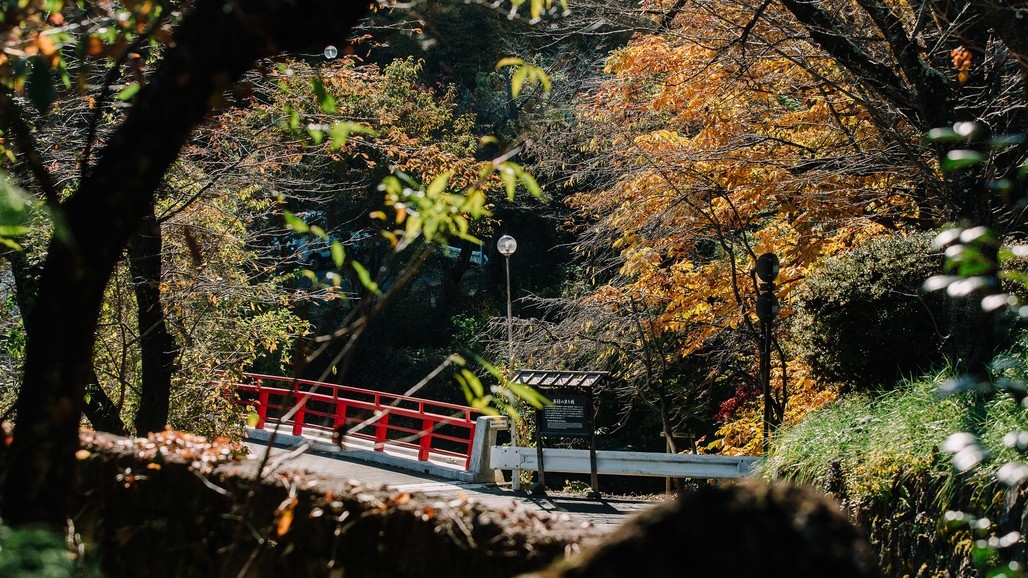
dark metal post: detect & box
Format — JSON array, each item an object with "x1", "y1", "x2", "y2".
[
  {"x1": 755, "y1": 253, "x2": 780, "y2": 454},
  {"x1": 505, "y1": 254, "x2": 513, "y2": 368}
]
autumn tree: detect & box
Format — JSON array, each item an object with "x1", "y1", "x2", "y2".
[{"x1": 531, "y1": 0, "x2": 1028, "y2": 452}]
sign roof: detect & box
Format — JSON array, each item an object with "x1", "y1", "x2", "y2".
[{"x1": 513, "y1": 369, "x2": 608, "y2": 388}]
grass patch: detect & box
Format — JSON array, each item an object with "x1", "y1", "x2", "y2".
[{"x1": 760, "y1": 367, "x2": 1028, "y2": 512}]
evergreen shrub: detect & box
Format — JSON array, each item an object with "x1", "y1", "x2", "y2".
[{"x1": 792, "y1": 231, "x2": 946, "y2": 391}]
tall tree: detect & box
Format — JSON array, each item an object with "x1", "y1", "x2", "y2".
[{"x1": 0, "y1": 0, "x2": 374, "y2": 529}]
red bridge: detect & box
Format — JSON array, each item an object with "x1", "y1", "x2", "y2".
[{"x1": 225, "y1": 372, "x2": 484, "y2": 471}]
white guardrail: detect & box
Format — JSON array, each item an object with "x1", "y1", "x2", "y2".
[{"x1": 488, "y1": 445, "x2": 760, "y2": 479}]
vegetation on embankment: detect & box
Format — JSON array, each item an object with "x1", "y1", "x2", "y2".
[{"x1": 760, "y1": 356, "x2": 1028, "y2": 577}]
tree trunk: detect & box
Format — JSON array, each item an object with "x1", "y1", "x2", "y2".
[
  {"x1": 83, "y1": 368, "x2": 127, "y2": 435},
  {"x1": 0, "y1": 0, "x2": 374, "y2": 529},
  {"x1": 129, "y1": 205, "x2": 177, "y2": 435}
]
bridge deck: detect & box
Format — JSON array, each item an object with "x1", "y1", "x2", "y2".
[{"x1": 246, "y1": 424, "x2": 477, "y2": 481}]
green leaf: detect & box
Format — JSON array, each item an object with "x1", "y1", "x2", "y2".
[
  {"x1": 287, "y1": 106, "x2": 301, "y2": 131},
  {"x1": 508, "y1": 381, "x2": 550, "y2": 409},
  {"x1": 988, "y1": 134, "x2": 1024, "y2": 149},
  {"x1": 331, "y1": 240, "x2": 345, "y2": 269},
  {"x1": 925, "y1": 127, "x2": 961, "y2": 143},
  {"x1": 0, "y1": 172, "x2": 33, "y2": 250},
  {"x1": 310, "y1": 225, "x2": 326, "y2": 239},
  {"x1": 0, "y1": 225, "x2": 30, "y2": 237},
  {"x1": 282, "y1": 211, "x2": 309, "y2": 233},
  {"x1": 943, "y1": 150, "x2": 986, "y2": 172},
  {"x1": 517, "y1": 167, "x2": 543, "y2": 198},
  {"x1": 312, "y1": 76, "x2": 338, "y2": 114},
  {"x1": 460, "y1": 368, "x2": 485, "y2": 398},
  {"x1": 426, "y1": 172, "x2": 452, "y2": 196},
  {"x1": 328, "y1": 121, "x2": 375, "y2": 150},
  {"x1": 531, "y1": 66, "x2": 552, "y2": 92},
  {"x1": 115, "y1": 82, "x2": 140, "y2": 102},
  {"x1": 500, "y1": 166, "x2": 517, "y2": 200},
  {"x1": 351, "y1": 261, "x2": 381, "y2": 295}
]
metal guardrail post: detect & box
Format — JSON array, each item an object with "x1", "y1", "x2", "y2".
[
  {"x1": 291, "y1": 397, "x2": 306, "y2": 436},
  {"x1": 334, "y1": 402, "x2": 348, "y2": 430},
  {"x1": 418, "y1": 417, "x2": 433, "y2": 461},
  {"x1": 256, "y1": 389, "x2": 269, "y2": 429},
  {"x1": 374, "y1": 413, "x2": 389, "y2": 451}
]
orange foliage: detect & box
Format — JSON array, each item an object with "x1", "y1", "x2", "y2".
[
  {"x1": 570, "y1": 1, "x2": 918, "y2": 452},
  {"x1": 715, "y1": 363, "x2": 840, "y2": 455}
]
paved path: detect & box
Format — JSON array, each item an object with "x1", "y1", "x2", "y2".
[{"x1": 245, "y1": 441, "x2": 663, "y2": 530}]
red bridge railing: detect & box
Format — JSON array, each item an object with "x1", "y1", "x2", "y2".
[{"x1": 224, "y1": 372, "x2": 481, "y2": 469}]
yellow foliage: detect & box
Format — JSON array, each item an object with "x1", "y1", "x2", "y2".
[{"x1": 715, "y1": 363, "x2": 839, "y2": 455}]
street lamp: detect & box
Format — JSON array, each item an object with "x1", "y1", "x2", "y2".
[
  {"x1": 497, "y1": 235, "x2": 517, "y2": 369},
  {"x1": 755, "y1": 252, "x2": 780, "y2": 454},
  {"x1": 497, "y1": 234, "x2": 520, "y2": 490}
]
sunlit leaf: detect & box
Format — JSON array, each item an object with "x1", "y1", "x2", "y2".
[
  {"x1": 953, "y1": 121, "x2": 983, "y2": 139},
  {"x1": 426, "y1": 172, "x2": 452, "y2": 196},
  {"x1": 459, "y1": 368, "x2": 485, "y2": 398},
  {"x1": 309, "y1": 127, "x2": 324, "y2": 145},
  {"x1": 312, "y1": 76, "x2": 338, "y2": 114},
  {"x1": 495, "y1": 57, "x2": 525, "y2": 69},
  {"x1": 943, "y1": 150, "x2": 986, "y2": 172},
  {"x1": 960, "y1": 226, "x2": 999, "y2": 246},
  {"x1": 923, "y1": 275, "x2": 960, "y2": 292},
  {"x1": 933, "y1": 228, "x2": 964, "y2": 249},
  {"x1": 331, "y1": 240, "x2": 345, "y2": 269},
  {"x1": 981, "y1": 293, "x2": 1013, "y2": 312},
  {"x1": 282, "y1": 211, "x2": 309, "y2": 233},
  {"x1": 938, "y1": 375, "x2": 990, "y2": 396},
  {"x1": 351, "y1": 262, "x2": 380, "y2": 295},
  {"x1": 940, "y1": 433, "x2": 988, "y2": 472},
  {"x1": 115, "y1": 82, "x2": 140, "y2": 102},
  {"x1": 511, "y1": 65, "x2": 529, "y2": 98},
  {"x1": 328, "y1": 121, "x2": 375, "y2": 150},
  {"x1": 275, "y1": 498, "x2": 297, "y2": 536},
  {"x1": 508, "y1": 381, "x2": 550, "y2": 409},
  {"x1": 925, "y1": 127, "x2": 961, "y2": 143}
]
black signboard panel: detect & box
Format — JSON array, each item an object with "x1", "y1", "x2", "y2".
[{"x1": 537, "y1": 392, "x2": 591, "y2": 437}]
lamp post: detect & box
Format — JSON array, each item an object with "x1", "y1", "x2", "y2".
[
  {"x1": 497, "y1": 234, "x2": 519, "y2": 490},
  {"x1": 755, "y1": 252, "x2": 780, "y2": 454},
  {"x1": 497, "y1": 235, "x2": 518, "y2": 369}
]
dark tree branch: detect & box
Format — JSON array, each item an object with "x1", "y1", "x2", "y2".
[{"x1": 776, "y1": 0, "x2": 920, "y2": 122}]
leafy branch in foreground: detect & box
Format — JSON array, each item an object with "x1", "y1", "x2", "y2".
[{"x1": 924, "y1": 122, "x2": 1028, "y2": 577}]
